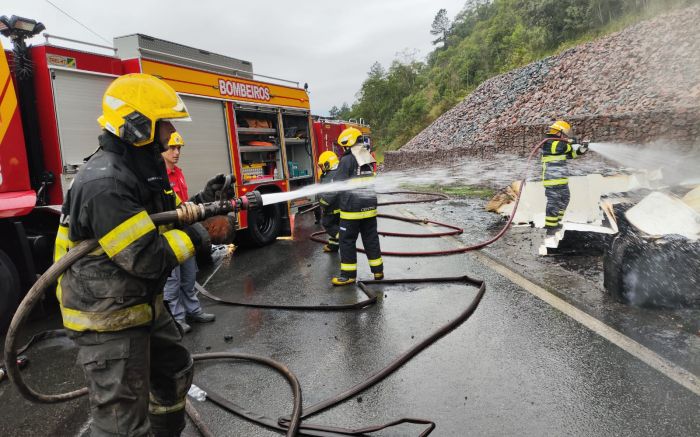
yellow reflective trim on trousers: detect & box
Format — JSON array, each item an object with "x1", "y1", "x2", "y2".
[
  {"x1": 340, "y1": 209, "x2": 377, "y2": 220},
  {"x1": 341, "y1": 263, "x2": 357, "y2": 271},
  {"x1": 149, "y1": 399, "x2": 186, "y2": 415},
  {"x1": 541, "y1": 155, "x2": 567, "y2": 163},
  {"x1": 99, "y1": 211, "x2": 155, "y2": 258},
  {"x1": 368, "y1": 257, "x2": 383, "y2": 267},
  {"x1": 543, "y1": 178, "x2": 569, "y2": 186},
  {"x1": 163, "y1": 229, "x2": 195, "y2": 263},
  {"x1": 61, "y1": 302, "x2": 153, "y2": 332}
]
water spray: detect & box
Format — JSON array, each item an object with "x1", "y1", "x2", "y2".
[{"x1": 588, "y1": 141, "x2": 700, "y2": 185}]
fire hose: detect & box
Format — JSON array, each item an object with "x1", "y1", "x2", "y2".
[{"x1": 3, "y1": 139, "x2": 550, "y2": 436}]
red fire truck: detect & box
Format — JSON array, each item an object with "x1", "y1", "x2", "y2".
[
  {"x1": 0, "y1": 16, "x2": 330, "y2": 330},
  {"x1": 313, "y1": 117, "x2": 372, "y2": 157}
]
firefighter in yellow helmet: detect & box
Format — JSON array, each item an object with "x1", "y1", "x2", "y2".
[
  {"x1": 54, "y1": 73, "x2": 231, "y2": 436},
  {"x1": 542, "y1": 120, "x2": 588, "y2": 236},
  {"x1": 317, "y1": 151, "x2": 341, "y2": 252},
  {"x1": 331, "y1": 127, "x2": 383, "y2": 285}
]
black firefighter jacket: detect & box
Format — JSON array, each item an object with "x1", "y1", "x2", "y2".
[
  {"x1": 541, "y1": 135, "x2": 583, "y2": 187},
  {"x1": 55, "y1": 133, "x2": 203, "y2": 333},
  {"x1": 334, "y1": 151, "x2": 377, "y2": 220},
  {"x1": 318, "y1": 168, "x2": 340, "y2": 215}
]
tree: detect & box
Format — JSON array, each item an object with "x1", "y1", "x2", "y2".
[
  {"x1": 328, "y1": 105, "x2": 340, "y2": 118},
  {"x1": 430, "y1": 8, "x2": 451, "y2": 48},
  {"x1": 337, "y1": 103, "x2": 352, "y2": 120}
]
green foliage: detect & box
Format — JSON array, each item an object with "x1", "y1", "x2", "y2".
[{"x1": 336, "y1": 0, "x2": 697, "y2": 155}]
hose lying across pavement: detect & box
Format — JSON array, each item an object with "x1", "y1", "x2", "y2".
[{"x1": 3, "y1": 139, "x2": 549, "y2": 435}]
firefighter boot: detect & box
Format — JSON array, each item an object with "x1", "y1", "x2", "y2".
[
  {"x1": 331, "y1": 276, "x2": 356, "y2": 286},
  {"x1": 373, "y1": 272, "x2": 384, "y2": 280}
]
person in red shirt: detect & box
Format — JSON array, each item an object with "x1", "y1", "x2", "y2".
[{"x1": 162, "y1": 132, "x2": 216, "y2": 333}]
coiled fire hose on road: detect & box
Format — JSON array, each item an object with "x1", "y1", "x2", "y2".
[{"x1": 3, "y1": 139, "x2": 549, "y2": 436}]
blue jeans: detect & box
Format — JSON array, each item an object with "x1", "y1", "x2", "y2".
[{"x1": 164, "y1": 257, "x2": 202, "y2": 321}]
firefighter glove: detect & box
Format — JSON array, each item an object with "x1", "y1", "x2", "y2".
[
  {"x1": 190, "y1": 173, "x2": 237, "y2": 203},
  {"x1": 200, "y1": 215, "x2": 236, "y2": 244},
  {"x1": 184, "y1": 223, "x2": 212, "y2": 256}
]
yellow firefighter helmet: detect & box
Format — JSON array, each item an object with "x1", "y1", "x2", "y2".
[
  {"x1": 318, "y1": 150, "x2": 339, "y2": 173},
  {"x1": 168, "y1": 131, "x2": 185, "y2": 147},
  {"x1": 548, "y1": 120, "x2": 573, "y2": 137},
  {"x1": 98, "y1": 73, "x2": 190, "y2": 147},
  {"x1": 337, "y1": 127, "x2": 363, "y2": 148}
]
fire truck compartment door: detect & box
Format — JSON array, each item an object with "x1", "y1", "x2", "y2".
[
  {"x1": 51, "y1": 69, "x2": 114, "y2": 168},
  {"x1": 175, "y1": 96, "x2": 232, "y2": 195}
]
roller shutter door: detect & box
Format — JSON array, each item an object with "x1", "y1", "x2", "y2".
[
  {"x1": 51, "y1": 73, "x2": 231, "y2": 196},
  {"x1": 51, "y1": 69, "x2": 114, "y2": 167},
  {"x1": 176, "y1": 96, "x2": 232, "y2": 195}
]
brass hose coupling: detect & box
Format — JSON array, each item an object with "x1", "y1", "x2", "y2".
[
  {"x1": 176, "y1": 202, "x2": 206, "y2": 225},
  {"x1": 175, "y1": 191, "x2": 262, "y2": 225}
]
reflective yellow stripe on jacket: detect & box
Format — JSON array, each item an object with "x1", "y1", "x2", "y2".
[
  {"x1": 99, "y1": 210, "x2": 155, "y2": 258},
  {"x1": 61, "y1": 302, "x2": 153, "y2": 332},
  {"x1": 168, "y1": 189, "x2": 182, "y2": 207},
  {"x1": 163, "y1": 229, "x2": 195, "y2": 263},
  {"x1": 542, "y1": 178, "x2": 569, "y2": 186},
  {"x1": 350, "y1": 175, "x2": 375, "y2": 184},
  {"x1": 541, "y1": 155, "x2": 567, "y2": 163},
  {"x1": 340, "y1": 209, "x2": 377, "y2": 220},
  {"x1": 54, "y1": 224, "x2": 75, "y2": 304},
  {"x1": 54, "y1": 224, "x2": 75, "y2": 261},
  {"x1": 61, "y1": 293, "x2": 164, "y2": 332}
]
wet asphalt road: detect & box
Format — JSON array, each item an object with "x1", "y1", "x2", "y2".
[{"x1": 1, "y1": 199, "x2": 698, "y2": 436}]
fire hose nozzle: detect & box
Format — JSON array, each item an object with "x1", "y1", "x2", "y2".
[
  {"x1": 175, "y1": 191, "x2": 262, "y2": 225},
  {"x1": 238, "y1": 191, "x2": 262, "y2": 211}
]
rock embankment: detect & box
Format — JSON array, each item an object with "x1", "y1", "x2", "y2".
[{"x1": 385, "y1": 6, "x2": 700, "y2": 169}]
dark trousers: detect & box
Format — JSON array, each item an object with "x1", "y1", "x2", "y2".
[
  {"x1": 71, "y1": 301, "x2": 193, "y2": 437},
  {"x1": 544, "y1": 184, "x2": 570, "y2": 228},
  {"x1": 322, "y1": 212, "x2": 340, "y2": 247},
  {"x1": 338, "y1": 217, "x2": 383, "y2": 278}
]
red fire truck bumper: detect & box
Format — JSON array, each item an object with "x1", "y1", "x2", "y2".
[{"x1": 0, "y1": 191, "x2": 36, "y2": 218}]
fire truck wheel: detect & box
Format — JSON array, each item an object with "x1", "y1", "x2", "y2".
[
  {"x1": 0, "y1": 249, "x2": 20, "y2": 334},
  {"x1": 245, "y1": 203, "x2": 282, "y2": 247}
]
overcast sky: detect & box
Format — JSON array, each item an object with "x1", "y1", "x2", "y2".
[{"x1": 2, "y1": 0, "x2": 467, "y2": 115}]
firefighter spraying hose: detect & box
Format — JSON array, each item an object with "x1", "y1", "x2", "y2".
[{"x1": 5, "y1": 135, "x2": 561, "y2": 436}]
